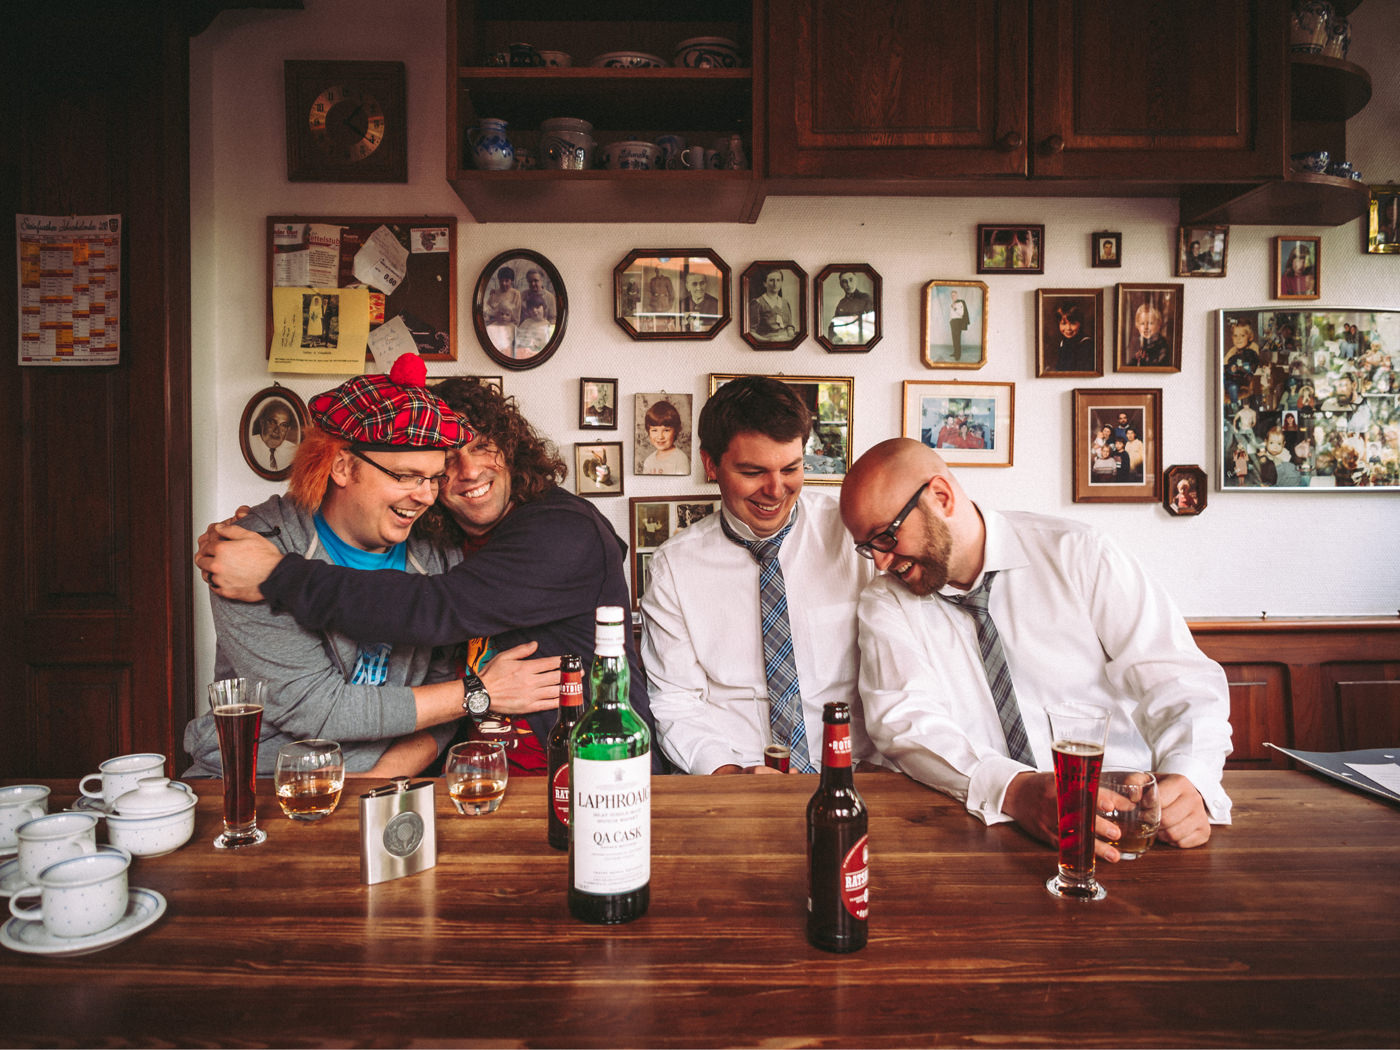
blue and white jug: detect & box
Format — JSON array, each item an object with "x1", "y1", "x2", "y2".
[{"x1": 468, "y1": 118, "x2": 515, "y2": 171}]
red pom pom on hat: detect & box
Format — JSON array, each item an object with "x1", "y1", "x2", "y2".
[{"x1": 388, "y1": 352, "x2": 428, "y2": 389}]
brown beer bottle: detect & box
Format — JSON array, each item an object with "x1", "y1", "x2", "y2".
[
  {"x1": 806, "y1": 701, "x2": 868, "y2": 953},
  {"x1": 547, "y1": 654, "x2": 584, "y2": 850}
]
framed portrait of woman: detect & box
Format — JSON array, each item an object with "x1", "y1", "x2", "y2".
[
  {"x1": 1274, "y1": 236, "x2": 1321, "y2": 300},
  {"x1": 739, "y1": 260, "x2": 806, "y2": 350}
]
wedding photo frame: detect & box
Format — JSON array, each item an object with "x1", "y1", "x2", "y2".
[
  {"x1": 977, "y1": 224, "x2": 1044, "y2": 274},
  {"x1": 240, "y1": 384, "x2": 309, "y2": 481},
  {"x1": 1092, "y1": 231, "x2": 1121, "y2": 268},
  {"x1": 1176, "y1": 225, "x2": 1229, "y2": 277},
  {"x1": 739, "y1": 260, "x2": 807, "y2": 350},
  {"x1": 580, "y1": 377, "x2": 617, "y2": 429},
  {"x1": 1115, "y1": 283, "x2": 1183, "y2": 372},
  {"x1": 902, "y1": 380, "x2": 1015, "y2": 468},
  {"x1": 1035, "y1": 288, "x2": 1104, "y2": 377},
  {"x1": 628, "y1": 494, "x2": 722, "y2": 607},
  {"x1": 709, "y1": 373, "x2": 854, "y2": 483},
  {"x1": 814, "y1": 264, "x2": 881, "y2": 353},
  {"x1": 1072, "y1": 387, "x2": 1162, "y2": 503},
  {"x1": 575, "y1": 441, "x2": 624, "y2": 497},
  {"x1": 614, "y1": 249, "x2": 730, "y2": 340},
  {"x1": 472, "y1": 249, "x2": 566, "y2": 371},
  {"x1": 1274, "y1": 236, "x2": 1321, "y2": 300},
  {"x1": 921, "y1": 280, "x2": 988, "y2": 368}
]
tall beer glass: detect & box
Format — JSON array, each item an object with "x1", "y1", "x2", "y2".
[
  {"x1": 210, "y1": 678, "x2": 268, "y2": 849},
  {"x1": 1045, "y1": 701, "x2": 1110, "y2": 901}
]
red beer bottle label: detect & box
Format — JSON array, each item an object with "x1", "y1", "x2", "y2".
[
  {"x1": 822, "y1": 723, "x2": 852, "y2": 768},
  {"x1": 560, "y1": 670, "x2": 583, "y2": 708},
  {"x1": 840, "y1": 834, "x2": 870, "y2": 920},
  {"x1": 551, "y1": 763, "x2": 571, "y2": 826}
]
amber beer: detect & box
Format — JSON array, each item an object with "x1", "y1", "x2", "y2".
[
  {"x1": 546, "y1": 654, "x2": 584, "y2": 851},
  {"x1": 213, "y1": 701, "x2": 263, "y2": 844},
  {"x1": 1052, "y1": 741, "x2": 1105, "y2": 882},
  {"x1": 763, "y1": 744, "x2": 791, "y2": 772},
  {"x1": 806, "y1": 702, "x2": 868, "y2": 953}
]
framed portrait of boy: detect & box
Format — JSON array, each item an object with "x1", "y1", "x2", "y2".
[
  {"x1": 1035, "y1": 288, "x2": 1104, "y2": 377},
  {"x1": 579, "y1": 377, "x2": 617, "y2": 429},
  {"x1": 814, "y1": 264, "x2": 881, "y2": 353},
  {"x1": 902, "y1": 380, "x2": 1014, "y2": 468},
  {"x1": 1072, "y1": 388, "x2": 1162, "y2": 503},
  {"x1": 1115, "y1": 283, "x2": 1183, "y2": 372},
  {"x1": 921, "y1": 280, "x2": 987, "y2": 368},
  {"x1": 1274, "y1": 236, "x2": 1321, "y2": 300},
  {"x1": 976, "y1": 224, "x2": 1044, "y2": 275},
  {"x1": 614, "y1": 249, "x2": 730, "y2": 340},
  {"x1": 240, "y1": 384, "x2": 309, "y2": 481},
  {"x1": 1176, "y1": 225, "x2": 1229, "y2": 277},
  {"x1": 575, "y1": 442, "x2": 624, "y2": 497},
  {"x1": 628, "y1": 494, "x2": 722, "y2": 607},
  {"x1": 740, "y1": 260, "x2": 807, "y2": 350},
  {"x1": 1091, "y1": 232, "x2": 1121, "y2": 268},
  {"x1": 634, "y1": 392, "x2": 693, "y2": 476}
]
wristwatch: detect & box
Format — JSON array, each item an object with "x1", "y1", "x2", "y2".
[{"x1": 460, "y1": 671, "x2": 491, "y2": 720}]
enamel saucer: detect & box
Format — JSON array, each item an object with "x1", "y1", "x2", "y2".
[{"x1": 1, "y1": 887, "x2": 166, "y2": 957}]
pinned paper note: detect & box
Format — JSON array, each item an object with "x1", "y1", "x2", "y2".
[
  {"x1": 353, "y1": 224, "x2": 409, "y2": 295},
  {"x1": 269, "y1": 286, "x2": 371, "y2": 374}
]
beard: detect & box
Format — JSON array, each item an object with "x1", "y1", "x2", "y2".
[{"x1": 895, "y1": 511, "x2": 953, "y2": 597}]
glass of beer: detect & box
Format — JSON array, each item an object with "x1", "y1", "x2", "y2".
[
  {"x1": 274, "y1": 739, "x2": 345, "y2": 821},
  {"x1": 1098, "y1": 770, "x2": 1160, "y2": 859},
  {"x1": 763, "y1": 744, "x2": 791, "y2": 772},
  {"x1": 1045, "y1": 701, "x2": 1110, "y2": 901},
  {"x1": 445, "y1": 741, "x2": 508, "y2": 815},
  {"x1": 209, "y1": 677, "x2": 268, "y2": 849}
]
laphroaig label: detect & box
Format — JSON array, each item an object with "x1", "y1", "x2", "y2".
[
  {"x1": 571, "y1": 754, "x2": 650, "y2": 894},
  {"x1": 841, "y1": 834, "x2": 869, "y2": 919}
]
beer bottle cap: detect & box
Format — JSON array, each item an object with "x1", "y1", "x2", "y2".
[{"x1": 822, "y1": 701, "x2": 851, "y2": 724}]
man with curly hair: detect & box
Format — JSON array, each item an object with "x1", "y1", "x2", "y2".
[{"x1": 197, "y1": 376, "x2": 656, "y2": 773}]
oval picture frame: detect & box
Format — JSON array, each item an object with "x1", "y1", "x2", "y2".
[
  {"x1": 472, "y1": 249, "x2": 567, "y2": 371},
  {"x1": 239, "y1": 384, "x2": 310, "y2": 482}
]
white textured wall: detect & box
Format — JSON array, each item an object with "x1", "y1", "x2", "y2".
[{"x1": 190, "y1": 0, "x2": 1400, "y2": 694}]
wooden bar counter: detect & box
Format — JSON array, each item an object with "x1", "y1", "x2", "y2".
[{"x1": 2, "y1": 770, "x2": 1398, "y2": 1048}]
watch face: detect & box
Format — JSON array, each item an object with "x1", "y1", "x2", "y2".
[
  {"x1": 466, "y1": 690, "x2": 491, "y2": 717},
  {"x1": 308, "y1": 85, "x2": 386, "y2": 163}
]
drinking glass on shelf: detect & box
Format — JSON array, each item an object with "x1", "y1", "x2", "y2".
[
  {"x1": 1098, "y1": 770, "x2": 1161, "y2": 860},
  {"x1": 274, "y1": 739, "x2": 345, "y2": 822},
  {"x1": 445, "y1": 741, "x2": 508, "y2": 815},
  {"x1": 1045, "y1": 701, "x2": 1111, "y2": 901},
  {"x1": 209, "y1": 677, "x2": 268, "y2": 849}
]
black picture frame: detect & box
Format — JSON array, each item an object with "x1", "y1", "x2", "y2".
[
  {"x1": 580, "y1": 378, "x2": 618, "y2": 429},
  {"x1": 472, "y1": 249, "x2": 567, "y2": 371},
  {"x1": 614, "y1": 249, "x2": 730, "y2": 340},
  {"x1": 575, "y1": 441, "x2": 624, "y2": 497},
  {"x1": 739, "y1": 260, "x2": 807, "y2": 349},
  {"x1": 814, "y1": 264, "x2": 881, "y2": 353},
  {"x1": 239, "y1": 384, "x2": 310, "y2": 481},
  {"x1": 1092, "y1": 231, "x2": 1122, "y2": 268},
  {"x1": 977, "y1": 224, "x2": 1044, "y2": 274}
]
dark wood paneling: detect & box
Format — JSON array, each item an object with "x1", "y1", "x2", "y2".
[
  {"x1": 28, "y1": 666, "x2": 132, "y2": 778},
  {"x1": 1325, "y1": 663, "x2": 1400, "y2": 751},
  {"x1": 1222, "y1": 663, "x2": 1291, "y2": 768}
]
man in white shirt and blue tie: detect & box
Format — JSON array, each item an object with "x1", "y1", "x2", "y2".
[{"x1": 640, "y1": 376, "x2": 878, "y2": 774}]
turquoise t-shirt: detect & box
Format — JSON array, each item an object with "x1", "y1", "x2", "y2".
[{"x1": 314, "y1": 512, "x2": 407, "y2": 685}]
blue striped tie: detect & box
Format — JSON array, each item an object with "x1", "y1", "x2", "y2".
[
  {"x1": 721, "y1": 514, "x2": 814, "y2": 773},
  {"x1": 940, "y1": 570, "x2": 1036, "y2": 766}
]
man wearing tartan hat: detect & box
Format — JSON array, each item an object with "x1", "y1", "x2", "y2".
[{"x1": 185, "y1": 355, "x2": 479, "y2": 778}]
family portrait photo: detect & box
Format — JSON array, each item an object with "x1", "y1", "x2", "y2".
[
  {"x1": 1072, "y1": 388, "x2": 1162, "y2": 502},
  {"x1": 903, "y1": 380, "x2": 1014, "y2": 468},
  {"x1": 473, "y1": 249, "x2": 565, "y2": 370},
  {"x1": 615, "y1": 250, "x2": 730, "y2": 339}
]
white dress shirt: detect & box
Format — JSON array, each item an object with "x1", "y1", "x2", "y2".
[
  {"x1": 857, "y1": 507, "x2": 1233, "y2": 826},
  {"x1": 641, "y1": 491, "x2": 878, "y2": 773}
]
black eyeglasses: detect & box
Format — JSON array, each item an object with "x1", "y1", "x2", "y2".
[
  {"x1": 351, "y1": 449, "x2": 449, "y2": 492},
  {"x1": 853, "y1": 481, "x2": 929, "y2": 559}
]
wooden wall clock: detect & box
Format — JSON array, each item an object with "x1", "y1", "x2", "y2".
[{"x1": 284, "y1": 60, "x2": 407, "y2": 182}]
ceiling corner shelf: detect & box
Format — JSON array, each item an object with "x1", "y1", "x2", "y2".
[
  {"x1": 1180, "y1": 172, "x2": 1369, "y2": 226},
  {"x1": 1291, "y1": 54, "x2": 1372, "y2": 122}
]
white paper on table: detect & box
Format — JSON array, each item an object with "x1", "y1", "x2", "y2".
[
  {"x1": 352, "y1": 225, "x2": 409, "y2": 295},
  {"x1": 272, "y1": 223, "x2": 342, "y2": 288},
  {"x1": 1345, "y1": 761, "x2": 1400, "y2": 793},
  {"x1": 367, "y1": 316, "x2": 419, "y2": 373}
]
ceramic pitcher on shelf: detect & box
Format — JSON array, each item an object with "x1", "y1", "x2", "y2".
[{"x1": 468, "y1": 118, "x2": 515, "y2": 171}]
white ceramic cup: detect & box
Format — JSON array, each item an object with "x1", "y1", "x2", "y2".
[
  {"x1": 669, "y1": 144, "x2": 709, "y2": 170},
  {"x1": 602, "y1": 140, "x2": 661, "y2": 170},
  {"x1": 16, "y1": 811, "x2": 100, "y2": 885},
  {"x1": 0, "y1": 784, "x2": 51, "y2": 850},
  {"x1": 78, "y1": 753, "x2": 166, "y2": 808},
  {"x1": 9, "y1": 847, "x2": 131, "y2": 939}
]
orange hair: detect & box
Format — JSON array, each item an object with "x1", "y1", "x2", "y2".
[{"x1": 286, "y1": 427, "x2": 348, "y2": 511}]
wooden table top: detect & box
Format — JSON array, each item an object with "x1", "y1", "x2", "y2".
[{"x1": 2, "y1": 770, "x2": 1398, "y2": 1048}]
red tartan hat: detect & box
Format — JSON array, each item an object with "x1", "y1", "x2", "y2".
[{"x1": 309, "y1": 354, "x2": 471, "y2": 451}]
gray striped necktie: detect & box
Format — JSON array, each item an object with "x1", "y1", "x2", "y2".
[
  {"x1": 721, "y1": 514, "x2": 815, "y2": 773},
  {"x1": 940, "y1": 570, "x2": 1036, "y2": 766}
]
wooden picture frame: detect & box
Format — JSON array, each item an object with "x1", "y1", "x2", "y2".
[
  {"x1": 708, "y1": 373, "x2": 853, "y2": 484},
  {"x1": 634, "y1": 393, "x2": 693, "y2": 476},
  {"x1": 580, "y1": 378, "x2": 618, "y2": 430},
  {"x1": 1036, "y1": 288, "x2": 1104, "y2": 377},
  {"x1": 1073, "y1": 388, "x2": 1163, "y2": 503},
  {"x1": 266, "y1": 216, "x2": 456, "y2": 363},
  {"x1": 739, "y1": 260, "x2": 806, "y2": 349},
  {"x1": 239, "y1": 384, "x2": 309, "y2": 482},
  {"x1": 977, "y1": 224, "x2": 1044, "y2": 274},
  {"x1": 1163, "y1": 464, "x2": 1208, "y2": 516},
  {"x1": 614, "y1": 249, "x2": 730, "y2": 340},
  {"x1": 628, "y1": 495, "x2": 722, "y2": 608},
  {"x1": 1115, "y1": 283, "x2": 1183, "y2": 372},
  {"x1": 473, "y1": 249, "x2": 567, "y2": 371},
  {"x1": 284, "y1": 60, "x2": 407, "y2": 183},
  {"x1": 575, "y1": 442, "x2": 624, "y2": 497},
  {"x1": 814, "y1": 264, "x2": 881, "y2": 353},
  {"x1": 1274, "y1": 236, "x2": 1321, "y2": 300},
  {"x1": 1366, "y1": 184, "x2": 1400, "y2": 254},
  {"x1": 1092, "y1": 232, "x2": 1122, "y2": 268},
  {"x1": 902, "y1": 380, "x2": 1015, "y2": 468},
  {"x1": 921, "y1": 280, "x2": 988, "y2": 368},
  {"x1": 1176, "y1": 225, "x2": 1229, "y2": 277}
]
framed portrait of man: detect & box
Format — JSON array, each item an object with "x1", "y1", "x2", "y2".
[
  {"x1": 921, "y1": 280, "x2": 987, "y2": 368},
  {"x1": 814, "y1": 264, "x2": 881, "y2": 353},
  {"x1": 239, "y1": 384, "x2": 309, "y2": 481},
  {"x1": 614, "y1": 249, "x2": 730, "y2": 340}
]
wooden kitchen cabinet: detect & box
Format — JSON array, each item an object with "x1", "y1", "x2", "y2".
[{"x1": 766, "y1": 0, "x2": 1286, "y2": 192}]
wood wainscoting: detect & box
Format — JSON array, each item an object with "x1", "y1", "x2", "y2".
[{"x1": 1189, "y1": 617, "x2": 1400, "y2": 769}]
